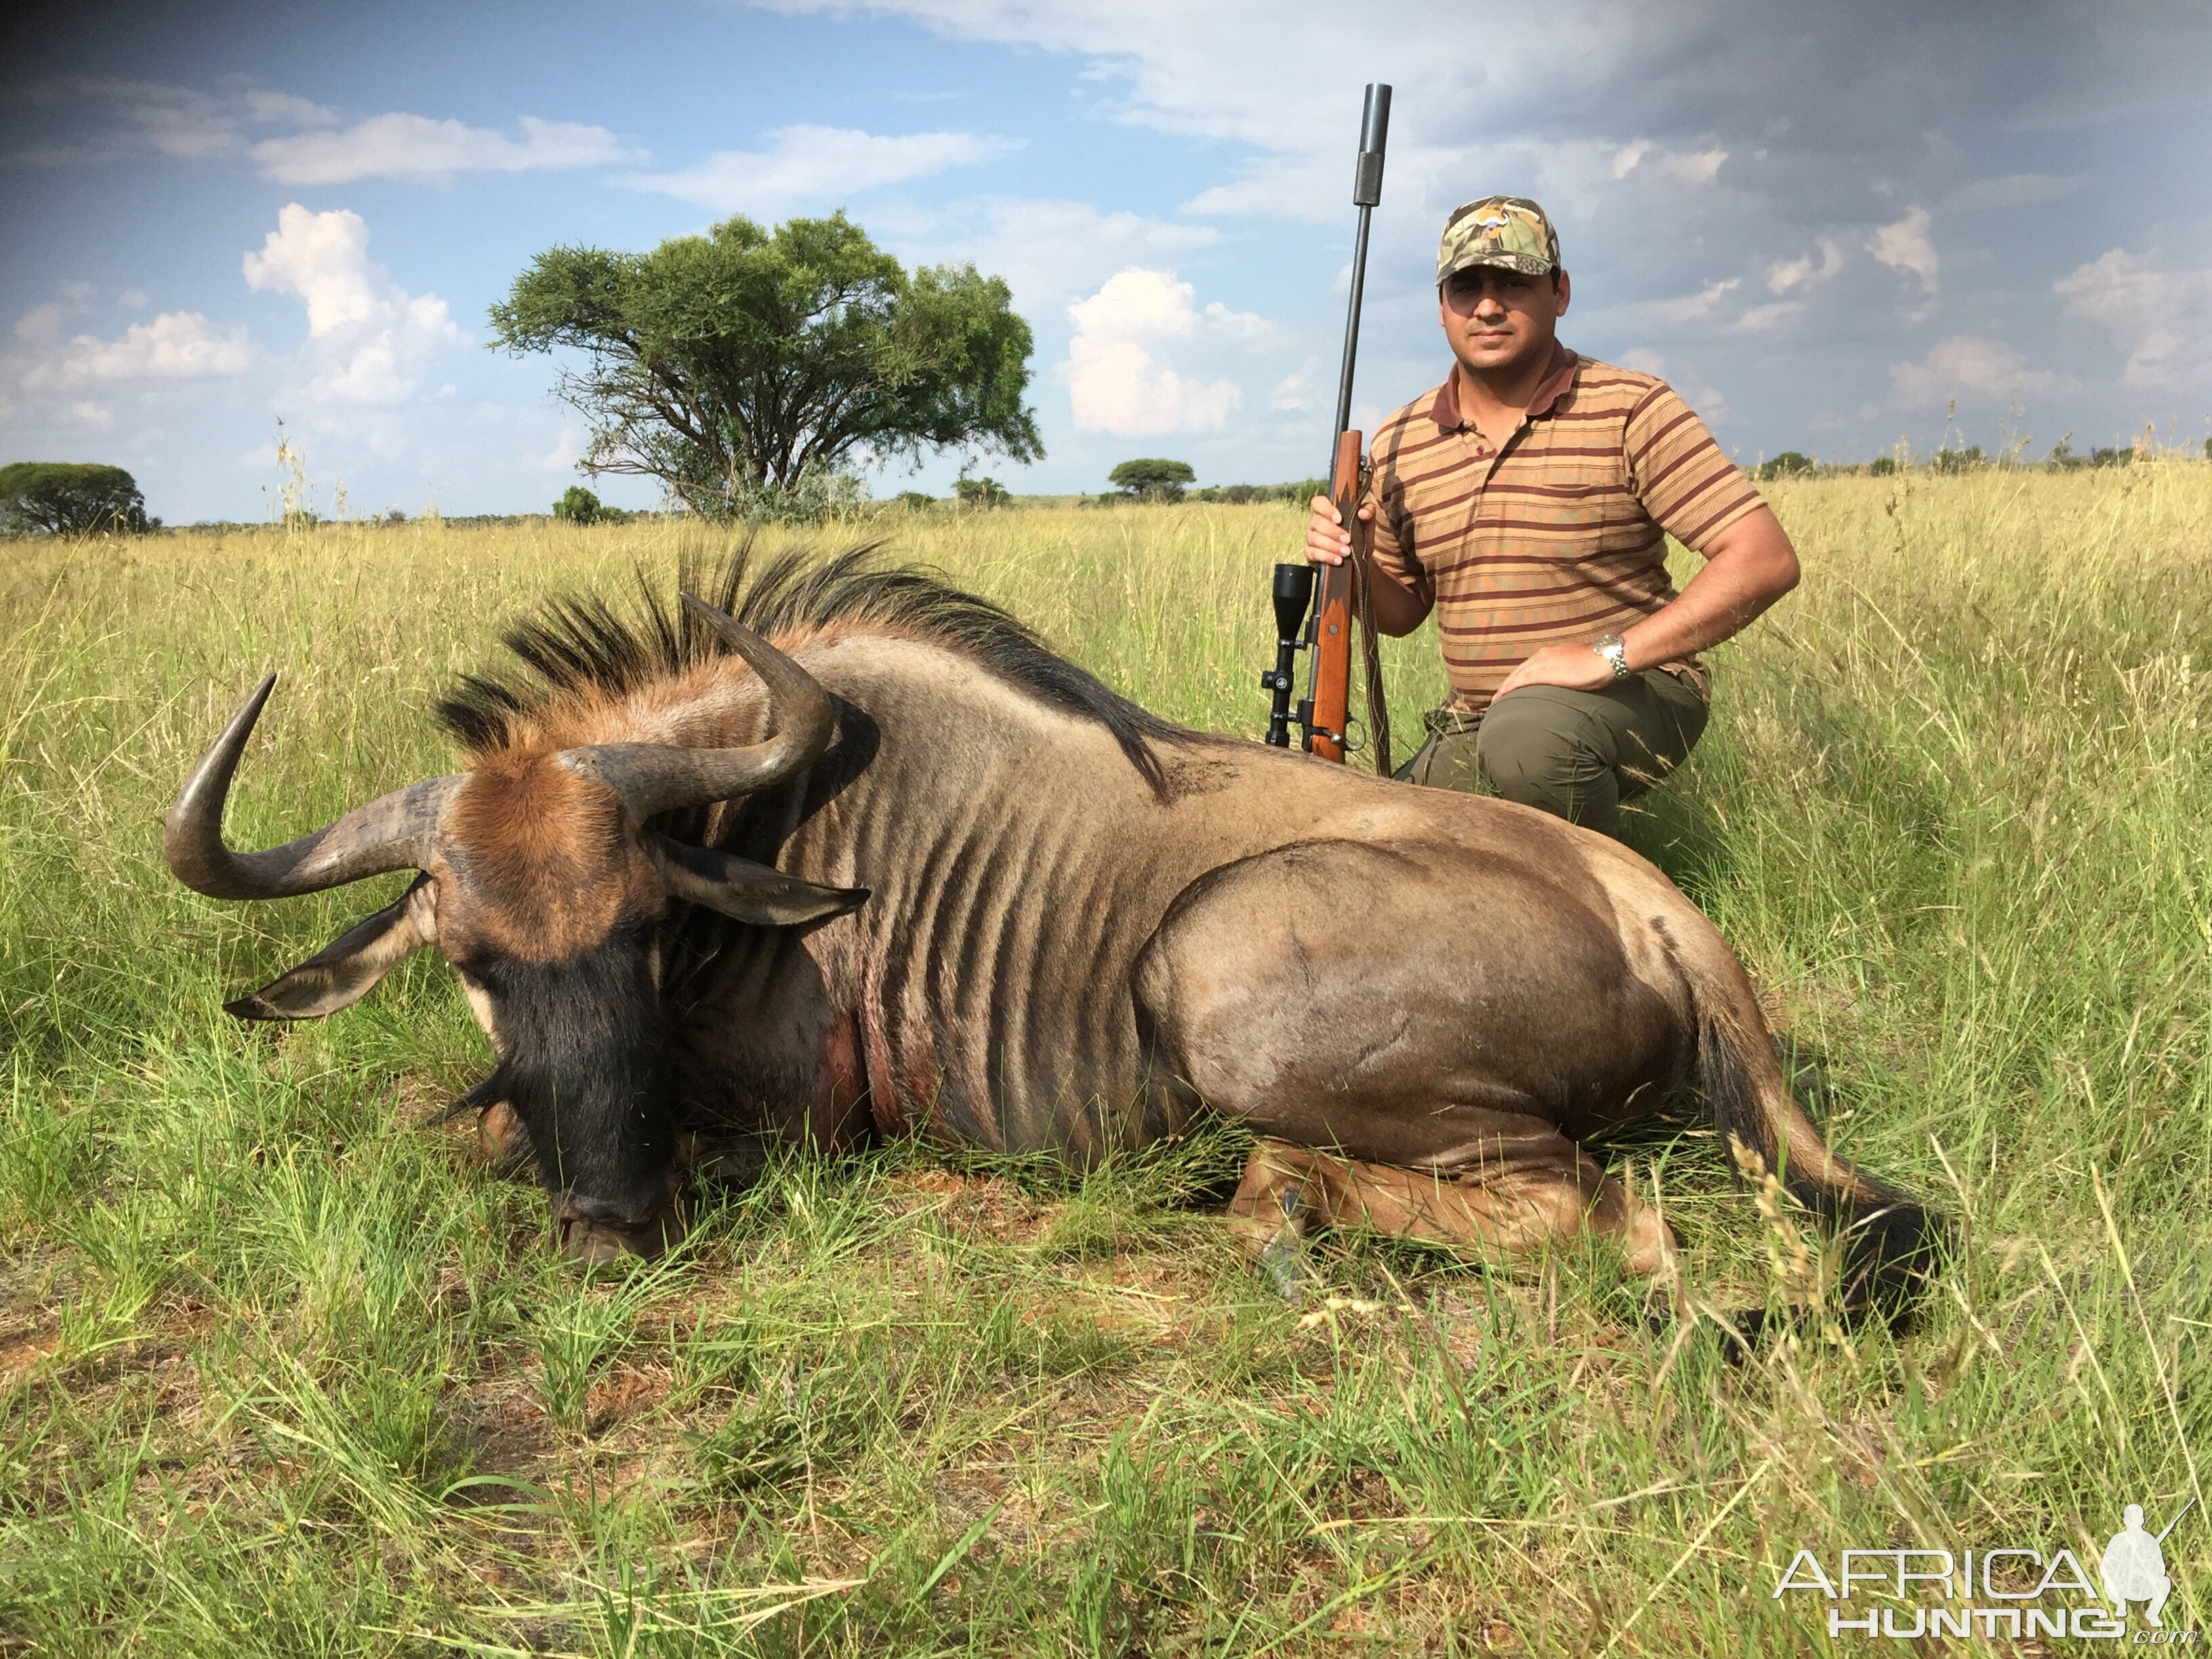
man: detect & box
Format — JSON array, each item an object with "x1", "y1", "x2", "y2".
[{"x1": 1307, "y1": 196, "x2": 1801, "y2": 840}]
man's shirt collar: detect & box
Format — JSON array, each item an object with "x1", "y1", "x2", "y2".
[{"x1": 1427, "y1": 340, "x2": 1580, "y2": 432}]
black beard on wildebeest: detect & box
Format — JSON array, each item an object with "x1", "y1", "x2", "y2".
[
  {"x1": 459, "y1": 920, "x2": 682, "y2": 1254},
  {"x1": 164, "y1": 541, "x2": 1946, "y2": 1321}
]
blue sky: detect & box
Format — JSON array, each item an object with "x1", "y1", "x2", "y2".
[{"x1": 3, "y1": 0, "x2": 2208, "y2": 522}]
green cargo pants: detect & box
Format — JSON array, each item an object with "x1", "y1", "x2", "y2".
[{"x1": 1393, "y1": 668, "x2": 1708, "y2": 841}]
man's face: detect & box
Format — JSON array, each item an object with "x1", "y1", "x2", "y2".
[{"x1": 1437, "y1": 264, "x2": 1570, "y2": 376}]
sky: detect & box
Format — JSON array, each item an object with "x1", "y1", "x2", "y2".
[{"x1": 3, "y1": 0, "x2": 2209, "y2": 522}]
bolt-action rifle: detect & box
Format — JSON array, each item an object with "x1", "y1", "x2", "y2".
[{"x1": 1261, "y1": 82, "x2": 1393, "y2": 775}]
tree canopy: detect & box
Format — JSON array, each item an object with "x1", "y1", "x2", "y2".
[
  {"x1": 0, "y1": 462, "x2": 148, "y2": 534},
  {"x1": 1109, "y1": 458, "x2": 1196, "y2": 501},
  {"x1": 489, "y1": 213, "x2": 1042, "y2": 516}
]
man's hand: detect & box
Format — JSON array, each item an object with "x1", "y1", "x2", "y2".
[
  {"x1": 1492, "y1": 640, "x2": 1616, "y2": 700},
  {"x1": 1305, "y1": 493, "x2": 1374, "y2": 567}
]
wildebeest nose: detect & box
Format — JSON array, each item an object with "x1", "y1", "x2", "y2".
[{"x1": 556, "y1": 1195, "x2": 687, "y2": 1266}]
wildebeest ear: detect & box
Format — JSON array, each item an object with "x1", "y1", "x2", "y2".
[
  {"x1": 224, "y1": 876, "x2": 437, "y2": 1021},
  {"x1": 648, "y1": 834, "x2": 869, "y2": 928}
]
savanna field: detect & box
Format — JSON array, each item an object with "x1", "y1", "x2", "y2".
[{"x1": 1, "y1": 466, "x2": 2209, "y2": 1655}]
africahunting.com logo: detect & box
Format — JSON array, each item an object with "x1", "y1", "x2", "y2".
[{"x1": 1771, "y1": 1500, "x2": 2198, "y2": 1641}]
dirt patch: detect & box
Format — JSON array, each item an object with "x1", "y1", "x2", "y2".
[
  {"x1": 890, "y1": 1167, "x2": 1049, "y2": 1244},
  {"x1": 0, "y1": 1327, "x2": 58, "y2": 1382},
  {"x1": 586, "y1": 1362, "x2": 672, "y2": 1435}
]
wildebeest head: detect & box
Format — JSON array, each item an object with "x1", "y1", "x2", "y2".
[{"x1": 164, "y1": 595, "x2": 867, "y2": 1263}]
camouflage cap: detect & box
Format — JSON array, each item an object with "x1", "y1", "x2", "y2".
[{"x1": 1437, "y1": 197, "x2": 1561, "y2": 283}]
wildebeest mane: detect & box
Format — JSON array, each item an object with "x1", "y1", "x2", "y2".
[{"x1": 435, "y1": 539, "x2": 1203, "y2": 795}]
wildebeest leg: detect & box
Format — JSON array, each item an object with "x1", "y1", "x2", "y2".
[
  {"x1": 1225, "y1": 1136, "x2": 1674, "y2": 1275},
  {"x1": 1134, "y1": 838, "x2": 1685, "y2": 1278}
]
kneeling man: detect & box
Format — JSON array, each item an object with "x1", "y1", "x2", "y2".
[{"x1": 1308, "y1": 196, "x2": 1801, "y2": 839}]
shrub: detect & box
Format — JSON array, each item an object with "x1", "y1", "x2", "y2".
[
  {"x1": 554, "y1": 485, "x2": 607, "y2": 524},
  {"x1": 0, "y1": 462, "x2": 150, "y2": 535},
  {"x1": 1865, "y1": 457, "x2": 1900, "y2": 476},
  {"x1": 1929, "y1": 445, "x2": 1985, "y2": 474},
  {"x1": 1108, "y1": 459, "x2": 1196, "y2": 502},
  {"x1": 954, "y1": 475, "x2": 1011, "y2": 510},
  {"x1": 2090, "y1": 446, "x2": 2135, "y2": 469},
  {"x1": 895, "y1": 491, "x2": 936, "y2": 511},
  {"x1": 1755, "y1": 451, "x2": 1816, "y2": 481}
]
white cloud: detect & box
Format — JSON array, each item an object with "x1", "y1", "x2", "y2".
[
  {"x1": 9, "y1": 304, "x2": 254, "y2": 412},
  {"x1": 1065, "y1": 268, "x2": 1246, "y2": 435},
  {"x1": 243, "y1": 205, "x2": 464, "y2": 405},
  {"x1": 14, "y1": 304, "x2": 67, "y2": 348},
  {"x1": 1636, "y1": 277, "x2": 1741, "y2": 327},
  {"x1": 12, "y1": 77, "x2": 632, "y2": 186},
  {"x1": 1766, "y1": 238, "x2": 1845, "y2": 293},
  {"x1": 897, "y1": 197, "x2": 1219, "y2": 312},
  {"x1": 534, "y1": 424, "x2": 588, "y2": 473},
  {"x1": 1733, "y1": 300, "x2": 1803, "y2": 333},
  {"x1": 1608, "y1": 140, "x2": 1727, "y2": 184},
  {"x1": 251, "y1": 114, "x2": 640, "y2": 184},
  {"x1": 1889, "y1": 335, "x2": 2053, "y2": 405},
  {"x1": 2053, "y1": 248, "x2": 2212, "y2": 390},
  {"x1": 1270, "y1": 363, "x2": 1319, "y2": 413},
  {"x1": 1869, "y1": 207, "x2": 1939, "y2": 295},
  {"x1": 632, "y1": 125, "x2": 1019, "y2": 213},
  {"x1": 1612, "y1": 348, "x2": 1731, "y2": 422},
  {"x1": 24, "y1": 311, "x2": 255, "y2": 388},
  {"x1": 119, "y1": 288, "x2": 150, "y2": 310}
]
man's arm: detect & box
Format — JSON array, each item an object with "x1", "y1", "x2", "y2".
[
  {"x1": 1306, "y1": 494, "x2": 1434, "y2": 635},
  {"x1": 1488, "y1": 504, "x2": 1800, "y2": 699}
]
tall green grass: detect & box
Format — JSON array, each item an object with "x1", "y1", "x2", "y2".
[{"x1": 1, "y1": 470, "x2": 2208, "y2": 1653}]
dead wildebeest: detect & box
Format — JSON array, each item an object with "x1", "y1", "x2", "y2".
[{"x1": 165, "y1": 546, "x2": 1940, "y2": 1316}]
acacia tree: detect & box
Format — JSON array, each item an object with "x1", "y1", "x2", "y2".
[
  {"x1": 0, "y1": 462, "x2": 148, "y2": 534},
  {"x1": 1108, "y1": 458, "x2": 1195, "y2": 502},
  {"x1": 490, "y1": 213, "x2": 1042, "y2": 516}
]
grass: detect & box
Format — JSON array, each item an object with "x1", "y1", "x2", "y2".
[{"x1": 1, "y1": 468, "x2": 2209, "y2": 1654}]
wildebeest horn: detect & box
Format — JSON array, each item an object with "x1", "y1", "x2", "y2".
[
  {"x1": 558, "y1": 594, "x2": 836, "y2": 819},
  {"x1": 165, "y1": 674, "x2": 459, "y2": 901}
]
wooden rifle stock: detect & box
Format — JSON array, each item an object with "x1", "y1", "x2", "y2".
[
  {"x1": 1303, "y1": 429, "x2": 1365, "y2": 763},
  {"x1": 1301, "y1": 430, "x2": 1393, "y2": 773}
]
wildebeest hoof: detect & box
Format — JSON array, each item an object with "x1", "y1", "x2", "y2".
[
  {"x1": 1260, "y1": 1226, "x2": 1317, "y2": 1303},
  {"x1": 558, "y1": 1202, "x2": 687, "y2": 1266}
]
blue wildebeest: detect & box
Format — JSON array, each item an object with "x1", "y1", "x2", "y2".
[{"x1": 165, "y1": 547, "x2": 1938, "y2": 1310}]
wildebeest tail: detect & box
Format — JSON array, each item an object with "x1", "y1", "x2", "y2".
[{"x1": 1691, "y1": 965, "x2": 1946, "y2": 1324}]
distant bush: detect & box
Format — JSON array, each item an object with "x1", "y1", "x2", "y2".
[
  {"x1": 1183, "y1": 479, "x2": 1327, "y2": 506},
  {"x1": 1929, "y1": 446, "x2": 1985, "y2": 474},
  {"x1": 2089, "y1": 447, "x2": 2135, "y2": 469},
  {"x1": 1109, "y1": 458, "x2": 1196, "y2": 502},
  {"x1": 954, "y1": 475, "x2": 1011, "y2": 510},
  {"x1": 895, "y1": 491, "x2": 937, "y2": 511},
  {"x1": 1865, "y1": 457, "x2": 1899, "y2": 476},
  {"x1": 1755, "y1": 451, "x2": 1816, "y2": 481},
  {"x1": 554, "y1": 485, "x2": 634, "y2": 525},
  {"x1": 0, "y1": 462, "x2": 151, "y2": 535}
]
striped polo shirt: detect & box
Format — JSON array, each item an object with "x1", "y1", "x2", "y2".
[{"x1": 1363, "y1": 343, "x2": 1765, "y2": 714}]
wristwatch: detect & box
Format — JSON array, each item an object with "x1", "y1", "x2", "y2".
[{"x1": 1593, "y1": 632, "x2": 1631, "y2": 681}]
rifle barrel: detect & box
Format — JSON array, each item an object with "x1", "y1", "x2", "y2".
[{"x1": 1330, "y1": 83, "x2": 1391, "y2": 443}]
